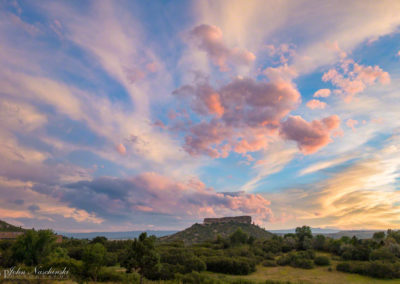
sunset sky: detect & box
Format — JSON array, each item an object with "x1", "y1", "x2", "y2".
[{"x1": 1, "y1": 0, "x2": 400, "y2": 232}]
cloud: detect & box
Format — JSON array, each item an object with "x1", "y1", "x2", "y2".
[
  {"x1": 174, "y1": 76, "x2": 301, "y2": 157},
  {"x1": 59, "y1": 172, "x2": 273, "y2": 223},
  {"x1": 240, "y1": 141, "x2": 298, "y2": 192},
  {"x1": 115, "y1": 143, "x2": 127, "y2": 155},
  {"x1": 346, "y1": 119, "x2": 358, "y2": 131},
  {"x1": 313, "y1": 88, "x2": 331, "y2": 98},
  {"x1": 266, "y1": 136, "x2": 400, "y2": 230},
  {"x1": 195, "y1": 1, "x2": 400, "y2": 75},
  {"x1": 280, "y1": 115, "x2": 340, "y2": 154},
  {"x1": 0, "y1": 177, "x2": 102, "y2": 228},
  {"x1": 306, "y1": 99, "x2": 327, "y2": 109},
  {"x1": 299, "y1": 154, "x2": 356, "y2": 176},
  {"x1": 322, "y1": 60, "x2": 390, "y2": 102},
  {"x1": 189, "y1": 24, "x2": 255, "y2": 71}
]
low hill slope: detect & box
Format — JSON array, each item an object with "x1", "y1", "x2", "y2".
[
  {"x1": 0, "y1": 220, "x2": 26, "y2": 232},
  {"x1": 160, "y1": 222, "x2": 273, "y2": 244}
]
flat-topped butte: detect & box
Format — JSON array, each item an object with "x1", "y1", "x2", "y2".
[{"x1": 203, "y1": 215, "x2": 251, "y2": 225}]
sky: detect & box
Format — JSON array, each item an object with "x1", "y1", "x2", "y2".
[{"x1": 0, "y1": 0, "x2": 400, "y2": 232}]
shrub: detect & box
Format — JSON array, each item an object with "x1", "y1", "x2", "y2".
[
  {"x1": 370, "y1": 248, "x2": 396, "y2": 261},
  {"x1": 314, "y1": 256, "x2": 330, "y2": 266},
  {"x1": 336, "y1": 262, "x2": 351, "y2": 272},
  {"x1": 277, "y1": 255, "x2": 291, "y2": 266},
  {"x1": 277, "y1": 252, "x2": 314, "y2": 269},
  {"x1": 292, "y1": 258, "x2": 314, "y2": 269},
  {"x1": 184, "y1": 256, "x2": 207, "y2": 273},
  {"x1": 262, "y1": 259, "x2": 277, "y2": 267},
  {"x1": 263, "y1": 239, "x2": 282, "y2": 254},
  {"x1": 264, "y1": 252, "x2": 276, "y2": 260},
  {"x1": 97, "y1": 267, "x2": 124, "y2": 282},
  {"x1": 205, "y1": 256, "x2": 256, "y2": 275},
  {"x1": 336, "y1": 261, "x2": 400, "y2": 279},
  {"x1": 176, "y1": 271, "x2": 223, "y2": 284},
  {"x1": 297, "y1": 249, "x2": 315, "y2": 259}
]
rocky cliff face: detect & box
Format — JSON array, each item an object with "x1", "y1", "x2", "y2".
[{"x1": 203, "y1": 216, "x2": 251, "y2": 225}]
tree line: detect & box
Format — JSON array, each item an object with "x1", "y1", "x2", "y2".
[{"x1": 1, "y1": 226, "x2": 400, "y2": 283}]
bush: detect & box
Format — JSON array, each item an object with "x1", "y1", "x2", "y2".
[
  {"x1": 370, "y1": 248, "x2": 396, "y2": 261},
  {"x1": 176, "y1": 271, "x2": 222, "y2": 284},
  {"x1": 263, "y1": 239, "x2": 282, "y2": 254},
  {"x1": 262, "y1": 259, "x2": 277, "y2": 267},
  {"x1": 277, "y1": 255, "x2": 291, "y2": 266},
  {"x1": 158, "y1": 263, "x2": 184, "y2": 280},
  {"x1": 277, "y1": 252, "x2": 314, "y2": 269},
  {"x1": 336, "y1": 262, "x2": 351, "y2": 272},
  {"x1": 314, "y1": 256, "x2": 330, "y2": 266},
  {"x1": 97, "y1": 267, "x2": 124, "y2": 282},
  {"x1": 264, "y1": 252, "x2": 275, "y2": 260},
  {"x1": 205, "y1": 256, "x2": 256, "y2": 275},
  {"x1": 292, "y1": 258, "x2": 314, "y2": 269},
  {"x1": 297, "y1": 249, "x2": 315, "y2": 259},
  {"x1": 336, "y1": 261, "x2": 400, "y2": 279}
]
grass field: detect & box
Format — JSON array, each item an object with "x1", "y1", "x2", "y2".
[
  {"x1": 204, "y1": 265, "x2": 400, "y2": 284},
  {"x1": 2, "y1": 256, "x2": 400, "y2": 284},
  {"x1": 201, "y1": 251, "x2": 400, "y2": 284},
  {"x1": 3, "y1": 267, "x2": 399, "y2": 284}
]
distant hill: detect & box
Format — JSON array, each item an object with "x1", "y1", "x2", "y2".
[
  {"x1": 270, "y1": 227, "x2": 340, "y2": 235},
  {"x1": 0, "y1": 220, "x2": 26, "y2": 232},
  {"x1": 160, "y1": 222, "x2": 274, "y2": 244},
  {"x1": 58, "y1": 230, "x2": 177, "y2": 240},
  {"x1": 324, "y1": 230, "x2": 381, "y2": 239},
  {"x1": 270, "y1": 227, "x2": 381, "y2": 239}
]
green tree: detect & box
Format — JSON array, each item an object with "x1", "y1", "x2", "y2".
[
  {"x1": 312, "y1": 234, "x2": 326, "y2": 250},
  {"x1": 121, "y1": 232, "x2": 160, "y2": 283},
  {"x1": 12, "y1": 230, "x2": 56, "y2": 266},
  {"x1": 295, "y1": 226, "x2": 313, "y2": 250},
  {"x1": 295, "y1": 226, "x2": 312, "y2": 242},
  {"x1": 82, "y1": 243, "x2": 106, "y2": 282},
  {"x1": 91, "y1": 236, "x2": 108, "y2": 245},
  {"x1": 229, "y1": 228, "x2": 248, "y2": 246},
  {"x1": 373, "y1": 231, "x2": 385, "y2": 240}
]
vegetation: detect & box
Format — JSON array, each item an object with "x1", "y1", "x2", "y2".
[
  {"x1": 0, "y1": 220, "x2": 26, "y2": 232},
  {"x1": 1, "y1": 220, "x2": 400, "y2": 283},
  {"x1": 160, "y1": 222, "x2": 273, "y2": 244}
]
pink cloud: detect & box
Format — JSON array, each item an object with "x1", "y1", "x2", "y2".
[
  {"x1": 306, "y1": 99, "x2": 327, "y2": 109},
  {"x1": 124, "y1": 61, "x2": 159, "y2": 83},
  {"x1": 189, "y1": 24, "x2": 255, "y2": 71},
  {"x1": 325, "y1": 41, "x2": 347, "y2": 59},
  {"x1": 264, "y1": 43, "x2": 296, "y2": 64},
  {"x1": 183, "y1": 120, "x2": 232, "y2": 158},
  {"x1": 313, "y1": 88, "x2": 331, "y2": 98},
  {"x1": 115, "y1": 143, "x2": 126, "y2": 155},
  {"x1": 346, "y1": 118, "x2": 358, "y2": 131},
  {"x1": 145, "y1": 62, "x2": 158, "y2": 73},
  {"x1": 280, "y1": 115, "x2": 340, "y2": 154},
  {"x1": 322, "y1": 60, "x2": 390, "y2": 102},
  {"x1": 62, "y1": 173, "x2": 273, "y2": 222},
  {"x1": 152, "y1": 119, "x2": 166, "y2": 129},
  {"x1": 264, "y1": 64, "x2": 298, "y2": 83},
  {"x1": 204, "y1": 92, "x2": 225, "y2": 117},
  {"x1": 124, "y1": 67, "x2": 146, "y2": 83},
  {"x1": 174, "y1": 77, "x2": 301, "y2": 157},
  {"x1": 234, "y1": 135, "x2": 269, "y2": 154}
]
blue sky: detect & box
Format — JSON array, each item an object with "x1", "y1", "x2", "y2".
[{"x1": 0, "y1": 0, "x2": 400, "y2": 232}]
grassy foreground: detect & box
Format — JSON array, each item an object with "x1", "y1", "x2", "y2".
[
  {"x1": 11, "y1": 263, "x2": 399, "y2": 284},
  {"x1": 203, "y1": 264, "x2": 400, "y2": 284}
]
